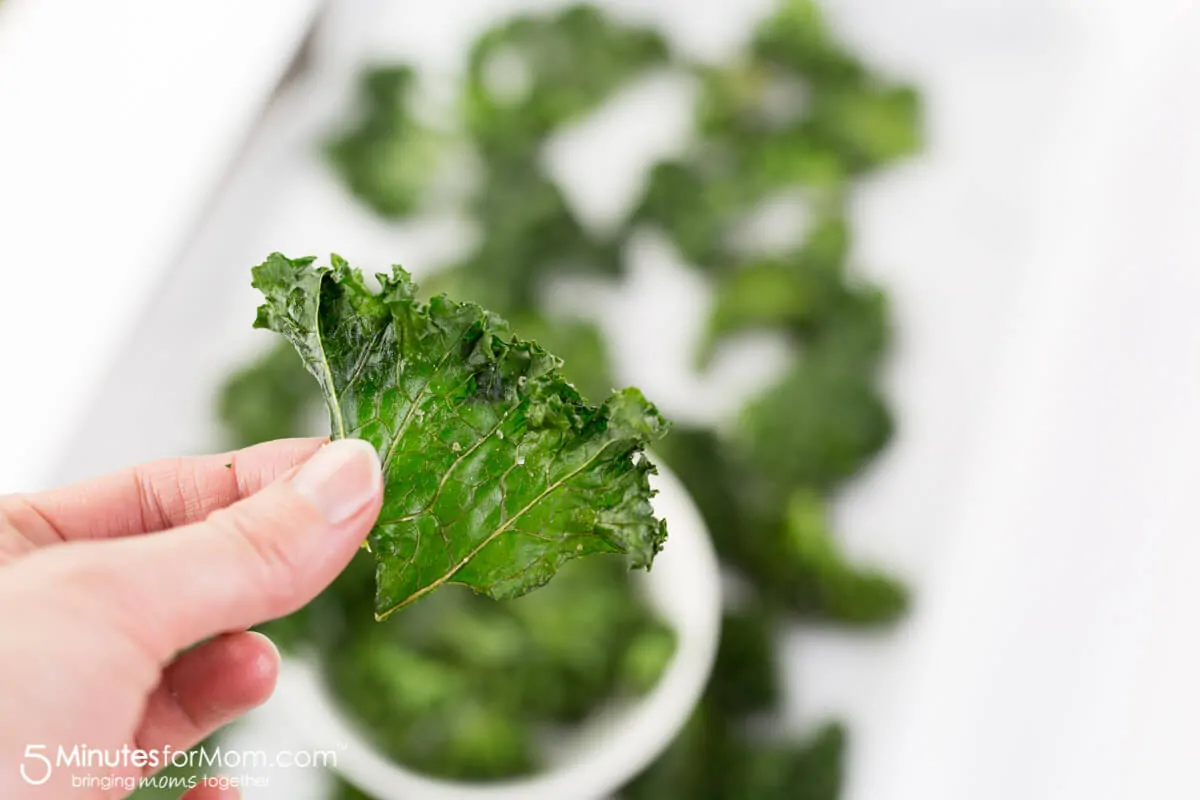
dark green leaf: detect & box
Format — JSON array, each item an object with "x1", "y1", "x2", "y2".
[
  {"x1": 505, "y1": 556, "x2": 670, "y2": 721},
  {"x1": 619, "y1": 618, "x2": 677, "y2": 695},
  {"x1": 772, "y1": 488, "x2": 908, "y2": 625},
  {"x1": 465, "y1": 5, "x2": 669, "y2": 158},
  {"x1": 698, "y1": 215, "x2": 850, "y2": 364},
  {"x1": 620, "y1": 711, "x2": 845, "y2": 800},
  {"x1": 215, "y1": 340, "x2": 320, "y2": 448},
  {"x1": 741, "y1": 358, "x2": 892, "y2": 492},
  {"x1": 331, "y1": 776, "x2": 376, "y2": 800},
  {"x1": 326, "y1": 65, "x2": 444, "y2": 218},
  {"x1": 251, "y1": 253, "x2": 669, "y2": 618},
  {"x1": 653, "y1": 425, "x2": 766, "y2": 567},
  {"x1": 320, "y1": 556, "x2": 674, "y2": 779},
  {"x1": 619, "y1": 708, "x2": 733, "y2": 800},
  {"x1": 468, "y1": 160, "x2": 621, "y2": 311},
  {"x1": 709, "y1": 606, "x2": 780, "y2": 717},
  {"x1": 327, "y1": 626, "x2": 536, "y2": 780},
  {"x1": 629, "y1": 160, "x2": 746, "y2": 271},
  {"x1": 735, "y1": 722, "x2": 846, "y2": 800},
  {"x1": 505, "y1": 314, "x2": 614, "y2": 405},
  {"x1": 695, "y1": 61, "x2": 810, "y2": 137},
  {"x1": 809, "y1": 282, "x2": 891, "y2": 374},
  {"x1": 657, "y1": 426, "x2": 907, "y2": 626},
  {"x1": 751, "y1": 0, "x2": 865, "y2": 86},
  {"x1": 807, "y1": 84, "x2": 921, "y2": 169}
]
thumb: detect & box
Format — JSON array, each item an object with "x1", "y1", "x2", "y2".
[{"x1": 37, "y1": 438, "x2": 384, "y2": 663}]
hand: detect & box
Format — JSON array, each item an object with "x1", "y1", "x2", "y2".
[{"x1": 0, "y1": 437, "x2": 383, "y2": 799}]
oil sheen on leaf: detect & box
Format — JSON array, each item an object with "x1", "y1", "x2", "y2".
[{"x1": 251, "y1": 253, "x2": 669, "y2": 619}]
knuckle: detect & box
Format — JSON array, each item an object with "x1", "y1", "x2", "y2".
[
  {"x1": 132, "y1": 465, "x2": 173, "y2": 532},
  {"x1": 0, "y1": 499, "x2": 34, "y2": 565},
  {"x1": 174, "y1": 460, "x2": 215, "y2": 522},
  {"x1": 0, "y1": 492, "x2": 63, "y2": 546}
]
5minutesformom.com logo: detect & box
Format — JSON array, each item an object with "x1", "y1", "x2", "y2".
[{"x1": 19, "y1": 743, "x2": 338, "y2": 787}]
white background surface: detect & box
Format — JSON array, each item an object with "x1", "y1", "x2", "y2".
[
  {"x1": 0, "y1": 0, "x2": 322, "y2": 494},
  {"x1": 4, "y1": 1, "x2": 1200, "y2": 798}
]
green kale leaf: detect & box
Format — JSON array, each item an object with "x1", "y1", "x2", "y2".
[
  {"x1": 466, "y1": 159, "x2": 620, "y2": 311},
  {"x1": 698, "y1": 214, "x2": 850, "y2": 364},
  {"x1": 742, "y1": 357, "x2": 891, "y2": 493},
  {"x1": 733, "y1": 722, "x2": 845, "y2": 800},
  {"x1": 624, "y1": 710, "x2": 849, "y2": 796},
  {"x1": 326, "y1": 65, "x2": 444, "y2": 218},
  {"x1": 502, "y1": 314, "x2": 613, "y2": 405},
  {"x1": 216, "y1": 340, "x2": 321, "y2": 448},
  {"x1": 655, "y1": 426, "x2": 906, "y2": 627},
  {"x1": 751, "y1": 0, "x2": 866, "y2": 86},
  {"x1": 465, "y1": 5, "x2": 669, "y2": 159},
  {"x1": 251, "y1": 253, "x2": 669, "y2": 618},
  {"x1": 629, "y1": 160, "x2": 748, "y2": 272},
  {"x1": 619, "y1": 712, "x2": 845, "y2": 800},
  {"x1": 328, "y1": 626, "x2": 536, "y2": 780},
  {"x1": 708, "y1": 605, "x2": 780, "y2": 717},
  {"x1": 773, "y1": 488, "x2": 908, "y2": 625},
  {"x1": 321, "y1": 556, "x2": 675, "y2": 780},
  {"x1": 618, "y1": 709, "x2": 731, "y2": 800},
  {"x1": 331, "y1": 776, "x2": 375, "y2": 800}
]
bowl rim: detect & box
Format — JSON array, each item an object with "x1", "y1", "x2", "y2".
[{"x1": 274, "y1": 457, "x2": 722, "y2": 800}]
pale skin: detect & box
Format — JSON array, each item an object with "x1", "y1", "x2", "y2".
[{"x1": 0, "y1": 437, "x2": 384, "y2": 800}]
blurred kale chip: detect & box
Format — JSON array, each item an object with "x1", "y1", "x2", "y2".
[
  {"x1": 734, "y1": 722, "x2": 846, "y2": 800},
  {"x1": 464, "y1": 160, "x2": 621, "y2": 312},
  {"x1": 326, "y1": 65, "x2": 444, "y2": 218},
  {"x1": 709, "y1": 605, "x2": 780, "y2": 717},
  {"x1": 752, "y1": 0, "x2": 866, "y2": 85},
  {"x1": 741, "y1": 357, "x2": 893, "y2": 493},
  {"x1": 465, "y1": 4, "x2": 669, "y2": 158},
  {"x1": 216, "y1": 340, "x2": 320, "y2": 448},
  {"x1": 772, "y1": 488, "x2": 908, "y2": 625},
  {"x1": 628, "y1": 160, "x2": 753, "y2": 272},
  {"x1": 620, "y1": 711, "x2": 845, "y2": 800},
  {"x1": 331, "y1": 776, "x2": 376, "y2": 800},
  {"x1": 654, "y1": 426, "x2": 907, "y2": 628},
  {"x1": 632, "y1": 0, "x2": 920, "y2": 272},
  {"x1": 320, "y1": 557, "x2": 675, "y2": 780},
  {"x1": 698, "y1": 213, "x2": 851, "y2": 362}
]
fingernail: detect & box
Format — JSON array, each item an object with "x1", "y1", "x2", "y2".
[{"x1": 291, "y1": 439, "x2": 382, "y2": 524}]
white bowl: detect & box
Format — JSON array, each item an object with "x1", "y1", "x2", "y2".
[{"x1": 276, "y1": 459, "x2": 722, "y2": 800}]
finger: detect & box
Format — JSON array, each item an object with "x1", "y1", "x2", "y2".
[
  {"x1": 0, "y1": 512, "x2": 36, "y2": 565},
  {"x1": 25, "y1": 438, "x2": 383, "y2": 664},
  {"x1": 180, "y1": 783, "x2": 240, "y2": 800},
  {"x1": 135, "y1": 632, "x2": 279, "y2": 759},
  {"x1": 0, "y1": 437, "x2": 325, "y2": 546}
]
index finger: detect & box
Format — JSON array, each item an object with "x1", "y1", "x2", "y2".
[{"x1": 0, "y1": 438, "x2": 326, "y2": 546}]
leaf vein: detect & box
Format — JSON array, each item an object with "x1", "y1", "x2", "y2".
[{"x1": 376, "y1": 439, "x2": 619, "y2": 618}]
